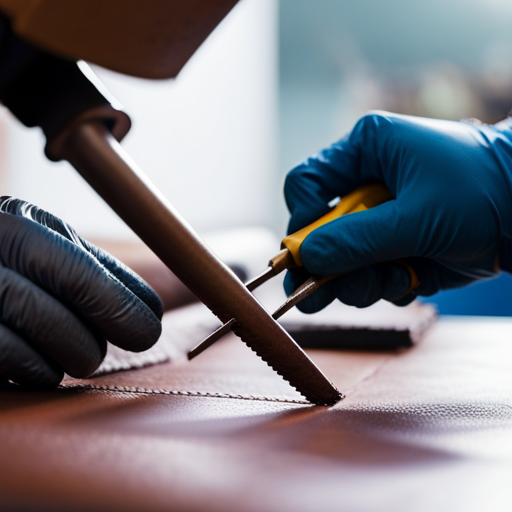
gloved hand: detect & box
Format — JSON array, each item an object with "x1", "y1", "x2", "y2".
[
  {"x1": 0, "y1": 197, "x2": 163, "y2": 387},
  {"x1": 284, "y1": 111, "x2": 512, "y2": 313}
]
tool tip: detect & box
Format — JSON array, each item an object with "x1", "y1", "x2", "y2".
[{"x1": 187, "y1": 346, "x2": 202, "y2": 360}]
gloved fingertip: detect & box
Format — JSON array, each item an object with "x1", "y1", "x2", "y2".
[
  {"x1": 64, "y1": 332, "x2": 107, "y2": 378},
  {"x1": 283, "y1": 268, "x2": 311, "y2": 297},
  {"x1": 15, "y1": 357, "x2": 64, "y2": 389},
  {"x1": 295, "y1": 287, "x2": 335, "y2": 314},
  {"x1": 123, "y1": 313, "x2": 163, "y2": 353},
  {"x1": 25, "y1": 367, "x2": 64, "y2": 389},
  {"x1": 283, "y1": 271, "x2": 297, "y2": 297},
  {"x1": 333, "y1": 269, "x2": 381, "y2": 308},
  {"x1": 390, "y1": 291, "x2": 417, "y2": 307},
  {"x1": 299, "y1": 232, "x2": 332, "y2": 275},
  {"x1": 381, "y1": 262, "x2": 414, "y2": 302},
  {"x1": 284, "y1": 269, "x2": 336, "y2": 313}
]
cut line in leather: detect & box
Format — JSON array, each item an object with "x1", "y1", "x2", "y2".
[{"x1": 58, "y1": 383, "x2": 316, "y2": 405}]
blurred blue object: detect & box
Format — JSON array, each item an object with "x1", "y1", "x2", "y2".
[{"x1": 421, "y1": 273, "x2": 512, "y2": 316}]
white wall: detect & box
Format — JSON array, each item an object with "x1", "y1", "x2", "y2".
[{"x1": 0, "y1": 0, "x2": 278, "y2": 241}]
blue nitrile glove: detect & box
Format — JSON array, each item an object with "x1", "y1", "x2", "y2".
[
  {"x1": 0, "y1": 197, "x2": 163, "y2": 387},
  {"x1": 283, "y1": 111, "x2": 512, "y2": 313}
]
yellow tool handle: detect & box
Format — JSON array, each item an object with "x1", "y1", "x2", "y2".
[{"x1": 274, "y1": 183, "x2": 419, "y2": 294}]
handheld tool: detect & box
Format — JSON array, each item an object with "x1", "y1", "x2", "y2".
[
  {"x1": 188, "y1": 183, "x2": 420, "y2": 359},
  {"x1": 52, "y1": 119, "x2": 344, "y2": 407},
  {"x1": 0, "y1": 1, "x2": 348, "y2": 406}
]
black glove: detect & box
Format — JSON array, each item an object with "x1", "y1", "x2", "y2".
[{"x1": 0, "y1": 197, "x2": 163, "y2": 387}]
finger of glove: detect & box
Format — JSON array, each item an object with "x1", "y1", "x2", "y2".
[
  {"x1": 0, "y1": 323, "x2": 63, "y2": 387},
  {"x1": 0, "y1": 197, "x2": 163, "y2": 320},
  {"x1": 284, "y1": 261, "x2": 414, "y2": 313},
  {"x1": 300, "y1": 199, "x2": 415, "y2": 276},
  {"x1": 284, "y1": 138, "x2": 365, "y2": 234},
  {"x1": 0, "y1": 265, "x2": 106, "y2": 377},
  {"x1": 0, "y1": 215, "x2": 161, "y2": 352},
  {"x1": 411, "y1": 257, "x2": 476, "y2": 297},
  {"x1": 284, "y1": 112, "x2": 395, "y2": 235},
  {"x1": 293, "y1": 258, "x2": 476, "y2": 312},
  {"x1": 79, "y1": 240, "x2": 163, "y2": 319},
  {"x1": 383, "y1": 257, "x2": 477, "y2": 306}
]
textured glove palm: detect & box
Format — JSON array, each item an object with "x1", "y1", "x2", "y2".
[
  {"x1": 0, "y1": 197, "x2": 163, "y2": 387},
  {"x1": 284, "y1": 112, "x2": 512, "y2": 312}
]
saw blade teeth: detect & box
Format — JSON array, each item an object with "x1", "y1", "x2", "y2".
[{"x1": 230, "y1": 324, "x2": 343, "y2": 407}]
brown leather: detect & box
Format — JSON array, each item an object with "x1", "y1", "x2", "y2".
[
  {"x1": 1, "y1": 318, "x2": 511, "y2": 511},
  {"x1": 0, "y1": 0, "x2": 239, "y2": 79}
]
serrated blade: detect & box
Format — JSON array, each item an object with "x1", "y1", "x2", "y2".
[
  {"x1": 230, "y1": 313, "x2": 343, "y2": 406},
  {"x1": 60, "y1": 120, "x2": 342, "y2": 406},
  {"x1": 188, "y1": 274, "x2": 332, "y2": 360}
]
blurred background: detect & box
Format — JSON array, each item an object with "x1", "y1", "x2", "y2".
[
  {"x1": 0, "y1": 0, "x2": 278, "y2": 239},
  {"x1": 1, "y1": 0, "x2": 512, "y2": 315}
]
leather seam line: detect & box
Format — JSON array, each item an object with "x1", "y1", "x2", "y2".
[
  {"x1": 344, "y1": 353, "x2": 396, "y2": 395},
  {"x1": 58, "y1": 383, "x2": 313, "y2": 405}
]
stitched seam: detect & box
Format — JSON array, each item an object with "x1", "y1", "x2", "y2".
[{"x1": 58, "y1": 383, "x2": 313, "y2": 405}]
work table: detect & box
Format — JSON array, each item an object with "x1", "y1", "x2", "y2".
[{"x1": 1, "y1": 316, "x2": 511, "y2": 511}]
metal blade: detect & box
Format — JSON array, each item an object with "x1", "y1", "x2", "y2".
[
  {"x1": 271, "y1": 275, "x2": 332, "y2": 320},
  {"x1": 188, "y1": 318, "x2": 235, "y2": 359},
  {"x1": 245, "y1": 266, "x2": 276, "y2": 292},
  {"x1": 59, "y1": 120, "x2": 342, "y2": 406},
  {"x1": 188, "y1": 275, "x2": 332, "y2": 360}
]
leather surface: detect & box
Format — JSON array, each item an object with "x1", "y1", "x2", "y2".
[{"x1": 1, "y1": 317, "x2": 512, "y2": 511}]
